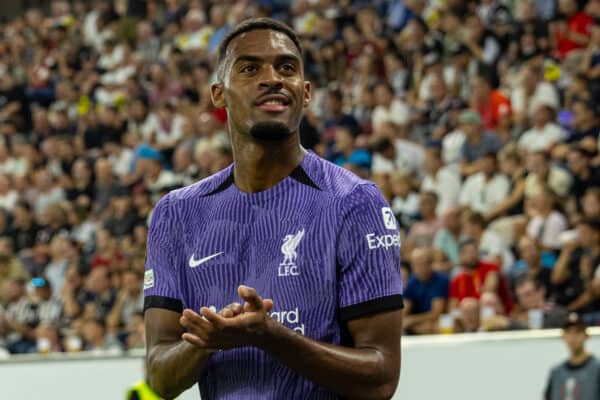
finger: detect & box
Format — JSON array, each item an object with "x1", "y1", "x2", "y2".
[
  {"x1": 220, "y1": 302, "x2": 242, "y2": 317},
  {"x1": 263, "y1": 298, "x2": 274, "y2": 313},
  {"x1": 238, "y1": 285, "x2": 263, "y2": 311},
  {"x1": 180, "y1": 309, "x2": 214, "y2": 333},
  {"x1": 182, "y1": 332, "x2": 219, "y2": 352},
  {"x1": 201, "y1": 306, "x2": 228, "y2": 329}
]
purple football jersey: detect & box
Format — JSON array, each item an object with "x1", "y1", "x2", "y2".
[{"x1": 144, "y1": 151, "x2": 403, "y2": 399}]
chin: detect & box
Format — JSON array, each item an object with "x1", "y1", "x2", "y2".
[{"x1": 249, "y1": 121, "x2": 294, "y2": 141}]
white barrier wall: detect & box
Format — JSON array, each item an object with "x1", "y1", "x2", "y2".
[{"x1": 2, "y1": 329, "x2": 600, "y2": 400}]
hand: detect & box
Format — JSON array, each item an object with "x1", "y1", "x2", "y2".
[{"x1": 179, "y1": 286, "x2": 274, "y2": 351}]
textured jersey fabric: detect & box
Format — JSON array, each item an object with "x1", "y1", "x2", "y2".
[{"x1": 144, "y1": 151, "x2": 403, "y2": 399}]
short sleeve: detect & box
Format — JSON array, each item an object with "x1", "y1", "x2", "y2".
[
  {"x1": 336, "y1": 184, "x2": 404, "y2": 321},
  {"x1": 143, "y1": 193, "x2": 183, "y2": 313}
]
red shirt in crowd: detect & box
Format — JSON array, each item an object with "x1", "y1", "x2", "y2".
[
  {"x1": 449, "y1": 261, "x2": 513, "y2": 313},
  {"x1": 477, "y1": 89, "x2": 511, "y2": 131},
  {"x1": 556, "y1": 11, "x2": 594, "y2": 59}
]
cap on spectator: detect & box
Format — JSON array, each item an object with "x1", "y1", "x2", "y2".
[
  {"x1": 31, "y1": 277, "x2": 51, "y2": 289},
  {"x1": 458, "y1": 110, "x2": 482, "y2": 126},
  {"x1": 136, "y1": 144, "x2": 163, "y2": 162},
  {"x1": 563, "y1": 313, "x2": 586, "y2": 331}
]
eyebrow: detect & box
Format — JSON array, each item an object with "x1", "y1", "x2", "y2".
[{"x1": 232, "y1": 53, "x2": 301, "y2": 66}]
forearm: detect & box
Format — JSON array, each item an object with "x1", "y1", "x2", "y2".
[
  {"x1": 259, "y1": 321, "x2": 399, "y2": 400},
  {"x1": 147, "y1": 340, "x2": 213, "y2": 399},
  {"x1": 551, "y1": 250, "x2": 572, "y2": 284}
]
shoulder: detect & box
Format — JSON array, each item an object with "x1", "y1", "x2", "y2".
[
  {"x1": 166, "y1": 165, "x2": 234, "y2": 203},
  {"x1": 433, "y1": 271, "x2": 450, "y2": 284},
  {"x1": 303, "y1": 152, "x2": 380, "y2": 202}
]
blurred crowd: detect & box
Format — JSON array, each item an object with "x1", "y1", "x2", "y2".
[{"x1": 0, "y1": 0, "x2": 599, "y2": 355}]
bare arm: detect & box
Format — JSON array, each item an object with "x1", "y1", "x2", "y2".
[
  {"x1": 186, "y1": 286, "x2": 402, "y2": 400},
  {"x1": 145, "y1": 308, "x2": 214, "y2": 399},
  {"x1": 485, "y1": 180, "x2": 525, "y2": 221},
  {"x1": 551, "y1": 246, "x2": 576, "y2": 285}
]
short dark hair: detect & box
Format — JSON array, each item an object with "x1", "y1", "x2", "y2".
[{"x1": 216, "y1": 18, "x2": 302, "y2": 79}]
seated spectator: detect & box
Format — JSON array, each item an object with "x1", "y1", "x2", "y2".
[
  {"x1": 81, "y1": 317, "x2": 121, "y2": 352},
  {"x1": 526, "y1": 186, "x2": 568, "y2": 252},
  {"x1": 554, "y1": 0, "x2": 594, "y2": 59},
  {"x1": 524, "y1": 151, "x2": 573, "y2": 199},
  {"x1": 468, "y1": 73, "x2": 511, "y2": 132},
  {"x1": 518, "y1": 104, "x2": 567, "y2": 153},
  {"x1": 458, "y1": 110, "x2": 502, "y2": 176},
  {"x1": 322, "y1": 85, "x2": 360, "y2": 140},
  {"x1": 4, "y1": 277, "x2": 62, "y2": 353},
  {"x1": 433, "y1": 205, "x2": 463, "y2": 272},
  {"x1": 403, "y1": 192, "x2": 441, "y2": 258},
  {"x1": 371, "y1": 81, "x2": 410, "y2": 136},
  {"x1": 77, "y1": 266, "x2": 117, "y2": 322},
  {"x1": 510, "y1": 236, "x2": 554, "y2": 295},
  {"x1": 552, "y1": 218, "x2": 600, "y2": 311},
  {"x1": 485, "y1": 146, "x2": 527, "y2": 221},
  {"x1": 567, "y1": 99, "x2": 600, "y2": 143},
  {"x1": 403, "y1": 247, "x2": 449, "y2": 335},
  {"x1": 463, "y1": 211, "x2": 515, "y2": 273},
  {"x1": 104, "y1": 187, "x2": 140, "y2": 238},
  {"x1": 106, "y1": 268, "x2": 144, "y2": 335},
  {"x1": 566, "y1": 146, "x2": 600, "y2": 209},
  {"x1": 511, "y1": 63, "x2": 559, "y2": 129},
  {"x1": 389, "y1": 171, "x2": 419, "y2": 232},
  {"x1": 459, "y1": 152, "x2": 510, "y2": 215},
  {"x1": 329, "y1": 126, "x2": 371, "y2": 176},
  {"x1": 511, "y1": 276, "x2": 568, "y2": 329},
  {"x1": 449, "y1": 239, "x2": 513, "y2": 314},
  {"x1": 421, "y1": 147, "x2": 461, "y2": 215},
  {"x1": 0, "y1": 253, "x2": 29, "y2": 286}
]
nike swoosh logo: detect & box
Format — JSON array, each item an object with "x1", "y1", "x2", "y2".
[{"x1": 189, "y1": 252, "x2": 224, "y2": 268}]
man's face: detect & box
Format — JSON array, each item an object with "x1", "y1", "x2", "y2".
[
  {"x1": 211, "y1": 29, "x2": 311, "y2": 141},
  {"x1": 516, "y1": 281, "x2": 543, "y2": 310},
  {"x1": 460, "y1": 243, "x2": 479, "y2": 269},
  {"x1": 563, "y1": 327, "x2": 587, "y2": 354}
]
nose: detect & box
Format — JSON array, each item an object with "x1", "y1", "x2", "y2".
[{"x1": 258, "y1": 65, "x2": 283, "y2": 90}]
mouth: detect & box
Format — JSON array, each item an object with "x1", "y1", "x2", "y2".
[{"x1": 254, "y1": 94, "x2": 291, "y2": 112}]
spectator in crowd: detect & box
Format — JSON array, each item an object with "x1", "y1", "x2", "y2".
[
  {"x1": 4, "y1": 277, "x2": 62, "y2": 353},
  {"x1": 403, "y1": 247, "x2": 449, "y2": 335},
  {"x1": 449, "y1": 239, "x2": 513, "y2": 314},
  {"x1": 433, "y1": 205, "x2": 463, "y2": 272},
  {"x1": 510, "y1": 236, "x2": 554, "y2": 294},
  {"x1": 459, "y1": 152, "x2": 510, "y2": 215},
  {"x1": 463, "y1": 211, "x2": 514, "y2": 273},
  {"x1": 458, "y1": 110, "x2": 502, "y2": 176},
  {"x1": 511, "y1": 276, "x2": 568, "y2": 329},
  {"x1": 518, "y1": 103, "x2": 567, "y2": 153},
  {"x1": 421, "y1": 147, "x2": 461, "y2": 215},
  {"x1": 545, "y1": 313, "x2": 600, "y2": 400},
  {"x1": 403, "y1": 192, "x2": 441, "y2": 257},
  {"x1": 526, "y1": 185, "x2": 569, "y2": 252}
]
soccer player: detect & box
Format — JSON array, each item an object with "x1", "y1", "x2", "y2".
[{"x1": 143, "y1": 18, "x2": 403, "y2": 400}]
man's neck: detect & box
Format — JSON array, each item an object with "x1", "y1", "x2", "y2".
[
  {"x1": 232, "y1": 132, "x2": 306, "y2": 193},
  {"x1": 570, "y1": 351, "x2": 590, "y2": 366}
]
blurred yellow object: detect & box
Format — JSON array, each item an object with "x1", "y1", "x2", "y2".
[
  {"x1": 544, "y1": 60, "x2": 561, "y2": 82},
  {"x1": 78, "y1": 95, "x2": 91, "y2": 115},
  {"x1": 126, "y1": 380, "x2": 163, "y2": 400}
]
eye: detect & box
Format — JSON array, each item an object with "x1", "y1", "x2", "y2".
[
  {"x1": 240, "y1": 64, "x2": 258, "y2": 73},
  {"x1": 280, "y1": 63, "x2": 296, "y2": 73}
]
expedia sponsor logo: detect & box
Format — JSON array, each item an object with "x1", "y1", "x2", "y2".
[{"x1": 366, "y1": 233, "x2": 401, "y2": 250}]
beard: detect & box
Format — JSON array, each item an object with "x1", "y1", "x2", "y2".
[{"x1": 249, "y1": 121, "x2": 293, "y2": 141}]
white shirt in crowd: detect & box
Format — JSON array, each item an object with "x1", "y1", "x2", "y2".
[
  {"x1": 421, "y1": 166, "x2": 461, "y2": 214},
  {"x1": 442, "y1": 129, "x2": 466, "y2": 167},
  {"x1": 372, "y1": 99, "x2": 410, "y2": 132},
  {"x1": 371, "y1": 139, "x2": 424, "y2": 176},
  {"x1": 518, "y1": 122, "x2": 567, "y2": 153},
  {"x1": 391, "y1": 192, "x2": 420, "y2": 219},
  {"x1": 459, "y1": 172, "x2": 510, "y2": 214},
  {"x1": 511, "y1": 82, "x2": 559, "y2": 118},
  {"x1": 0, "y1": 190, "x2": 19, "y2": 212},
  {"x1": 479, "y1": 229, "x2": 515, "y2": 273},
  {"x1": 526, "y1": 210, "x2": 568, "y2": 250},
  {"x1": 145, "y1": 113, "x2": 186, "y2": 148}
]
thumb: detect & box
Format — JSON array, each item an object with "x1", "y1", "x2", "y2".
[{"x1": 238, "y1": 285, "x2": 263, "y2": 311}]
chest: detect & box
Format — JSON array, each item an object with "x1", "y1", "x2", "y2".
[{"x1": 178, "y1": 201, "x2": 339, "y2": 311}]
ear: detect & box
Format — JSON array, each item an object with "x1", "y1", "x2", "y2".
[
  {"x1": 303, "y1": 80, "x2": 312, "y2": 108},
  {"x1": 210, "y1": 82, "x2": 226, "y2": 109}
]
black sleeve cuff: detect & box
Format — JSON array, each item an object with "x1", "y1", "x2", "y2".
[
  {"x1": 144, "y1": 295, "x2": 183, "y2": 313},
  {"x1": 339, "y1": 294, "x2": 404, "y2": 321}
]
